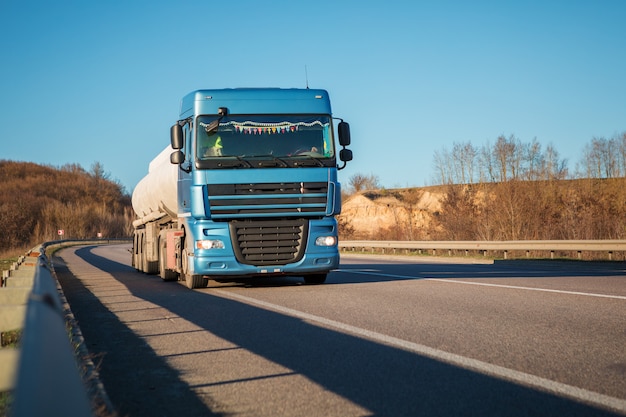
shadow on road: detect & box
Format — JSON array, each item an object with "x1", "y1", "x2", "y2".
[
  {"x1": 58, "y1": 246, "x2": 623, "y2": 417},
  {"x1": 331, "y1": 256, "x2": 626, "y2": 284},
  {"x1": 55, "y1": 253, "x2": 221, "y2": 417}
]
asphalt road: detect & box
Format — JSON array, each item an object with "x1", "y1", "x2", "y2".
[{"x1": 54, "y1": 244, "x2": 626, "y2": 417}]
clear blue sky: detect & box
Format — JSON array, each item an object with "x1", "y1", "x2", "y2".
[{"x1": 1, "y1": 0, "x2": 625, "y2": 193}]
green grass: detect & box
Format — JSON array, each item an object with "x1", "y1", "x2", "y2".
[
  {"x1": 0, "y1": 330, "x2": 19, "y2": 417},
  {"x1": 1, "y1": 330, "x2": 22, "y2": 348},
  {"x1": 0, "y1": 391, "x2": 12, "y2": 417},
  {"x1": 0, "y1": 257, "x2": 17, "y2": 273}
]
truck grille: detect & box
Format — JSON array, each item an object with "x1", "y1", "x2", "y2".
[
  {"x1": 229, "y1": 219, "x2": 308, "y2": 266},
  {"x1": 208, "y1": 182, "x2": 328, "y2": 219}
]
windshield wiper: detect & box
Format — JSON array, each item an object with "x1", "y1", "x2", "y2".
[
  {"x1": 293, "y1": 155, "x2": 325, "y2": 167},
  {"x1": 216, "y1": 156, "x2": 252, "y2": 168},
  {"x1": 242, "y1": 155, "x2": 289, "y2": 167}
]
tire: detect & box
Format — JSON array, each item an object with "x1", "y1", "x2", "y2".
[
  {"x1": 181, "y1": 244, "x2": 208, "y2": 289},
  {"x1": 142, "y1": 238, "x2": 158, "y2": 275},
  {"x1": 135, "y1": 245, "x2": 143, "y2": 272},
  {"x1": 145, "y1": 259, "x2": 159, "y2": 275},
  {"x1": 185, "y1": 273, "x2": 208, "y2": 289},
  {"x1": 303, "y1": 274, "x2": 327, "y2": 285},
  {"x1": 142, "y1": 249, "x2": 158, "y2": 274}
]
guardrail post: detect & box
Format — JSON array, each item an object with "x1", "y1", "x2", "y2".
[{"x1": 608, "y1": 251, "x2": 613, "y2": 261}]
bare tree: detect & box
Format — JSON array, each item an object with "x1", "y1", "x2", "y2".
[
  {"x1": 492, "y1": 135, "x2": 526, "y2": 181},
  {"x1": 477, "y1": 142, "x2": 496, "y2": 182},
  {"x1": 618, "y1": 132, "x2": 626, "y2": 177},
  {"x1": 347, "y1": 173, "x2": 381, "y2": 194},
  {"x1": 452, "y1": 141, "x2": 477, "y2": 184},
  {"x1": 432, "y1": 148, "x2": 452, "y2": 185},
  {"x1": 434, "y1": 135, "x2": 571, "y2": 185},
  {"x1": 542, "y1": 144, "x2": 568, "y2": 180},
  {"x1": 580, "y1": 137, "x2": 618, "y2": 178}
]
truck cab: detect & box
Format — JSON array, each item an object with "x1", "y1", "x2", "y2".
[{"x1": 133, "y1": 88, "x2": 352, "y2": 288}]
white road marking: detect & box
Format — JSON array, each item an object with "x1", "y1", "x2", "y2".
[
  {"x1": 426, "y1": 278, "x2": 626, "y2": 300},
  {"x1": 213, "y1": 289, "x2": 626, "y2": 414},
  {"x1": 336, "y1": 269, "x2": 417, "y2": 280},
  {"x1": 337, "y1": 269, "x2": 626, "y2": 300}
]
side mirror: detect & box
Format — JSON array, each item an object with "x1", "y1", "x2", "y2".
[
  {"x1": 170, "y1": 150, "x2": 185, "y2": 165},
  {"x1": 171, "y1": 124, "x2": 183, "y2": 149},
  {"x1": 340, "y1": 148, "x2": 353, "y2": 163},
  {"x1": 338, "y1": 121, "x2": 351, "y2": 147}
]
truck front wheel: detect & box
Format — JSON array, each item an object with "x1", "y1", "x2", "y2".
[{"x1": 181, "y1": 246, "x2": 208, "y2": 289}]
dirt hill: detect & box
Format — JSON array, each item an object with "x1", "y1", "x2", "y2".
[
  {"x1": 0, "y1": 160, "x2": 133, "y2": 255},
  {"x1": 338, "y1": 179, "x2": 626, "y2": 242},
  {"x1": 338, "y1": 186, "x2": 446, "y2": 240}
]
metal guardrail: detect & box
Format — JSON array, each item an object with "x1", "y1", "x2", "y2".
[
  {"x1": 1, "y1": 239, "x2": 130, "y2": 417},
  {"x1": 339, "y1": 240, "x2": 626, "y2": 260},
  {"x1": 10, "y1": 244, "x2": 92, "y2": 417}
]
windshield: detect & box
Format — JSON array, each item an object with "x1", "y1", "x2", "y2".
[{"x1": 195, "y1": 115, "x2": 335, "y2": 168}]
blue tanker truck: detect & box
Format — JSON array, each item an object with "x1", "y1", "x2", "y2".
[{"x1": 131, "y1": 88, "x2": 352, "y2": 288}]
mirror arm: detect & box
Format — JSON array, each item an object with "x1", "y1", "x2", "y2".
[{"x1": 180, "y1": 162, "x2": 191, "y2": 173}]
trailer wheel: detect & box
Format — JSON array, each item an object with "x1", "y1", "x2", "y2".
[
  {"x1": 303, "y1": 274, "x2": 327, "y2": 285},
  {"x1": 142, "y1": 249, "x2": 158, "y2": 275},
  {"x1": 159, "y1": 238, "x2": 178, "y2": 281}
]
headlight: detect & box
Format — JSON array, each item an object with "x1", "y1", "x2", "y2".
[
  {"x1": 315, "y1": 236, "x2": 337, "y2": 247},
  {"x1": 196, "y1": 240, "x2": 225, "y2": 250}
]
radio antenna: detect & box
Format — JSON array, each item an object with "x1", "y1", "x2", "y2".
[{"x1": 305, "y1": 65, "x2": 309, "y2": 89}]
